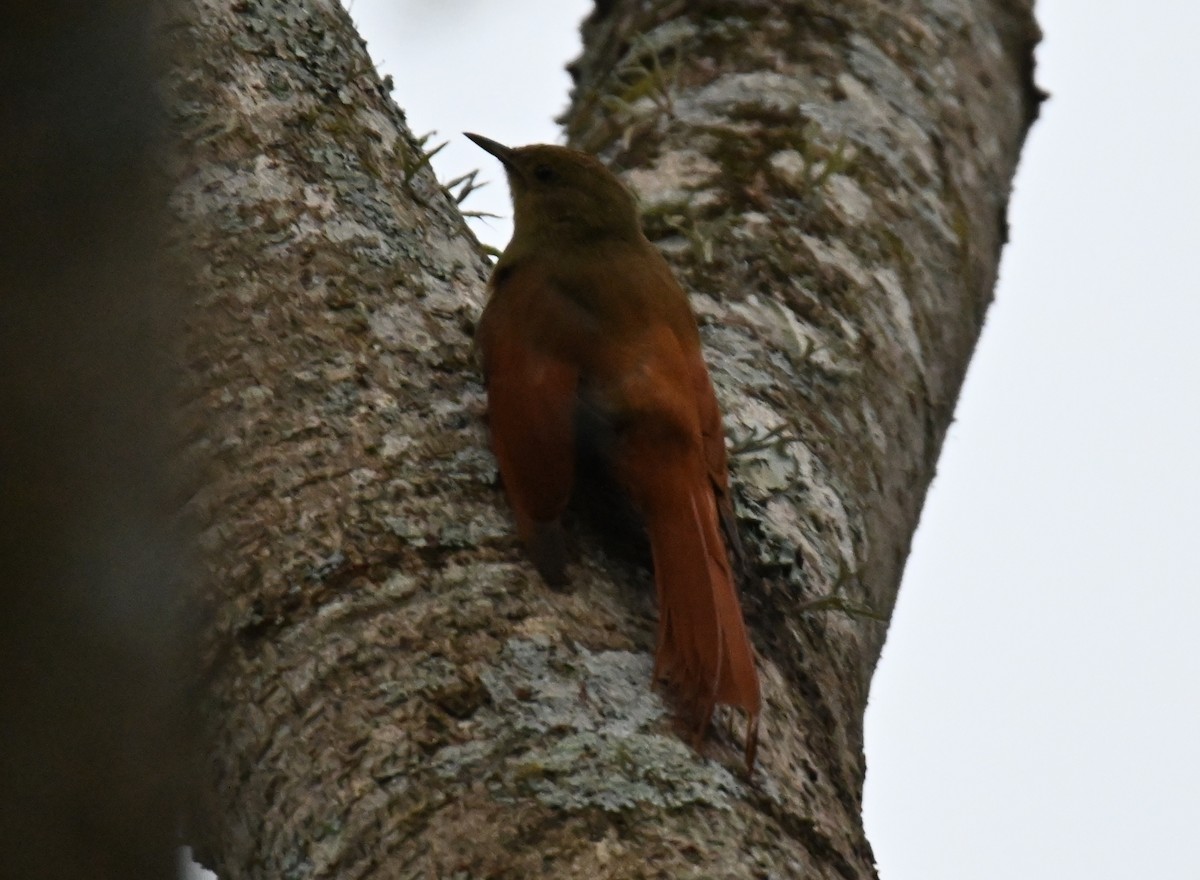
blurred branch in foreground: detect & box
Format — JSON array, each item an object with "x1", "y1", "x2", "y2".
[{"x1": 0, "y1": 4, "x2": 190, "y2": 878}]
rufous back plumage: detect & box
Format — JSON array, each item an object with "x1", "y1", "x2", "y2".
[{"x1": 466, "y1": 133, "x2": 761, "y2": 769}]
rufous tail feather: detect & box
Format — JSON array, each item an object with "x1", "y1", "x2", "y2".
[{"x1": 641, "y1": 471, "x2": 761, "y2": 768}]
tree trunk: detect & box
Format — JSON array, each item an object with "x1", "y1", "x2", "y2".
[{"x1": 169, "y1": 0, "x2": 1039, "y2": 877}]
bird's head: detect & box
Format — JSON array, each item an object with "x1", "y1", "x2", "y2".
[{"x1": 465, "y1": 133, "x2": 642, "y2": 246}]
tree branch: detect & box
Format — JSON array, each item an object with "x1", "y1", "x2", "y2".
[{"x1": 169, "y1": 0, "x2": 1040, "y2": 875}]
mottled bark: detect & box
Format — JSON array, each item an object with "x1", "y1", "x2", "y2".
[{"x1": 170, "y1": 0, "x2": 1039, "y2": 877}]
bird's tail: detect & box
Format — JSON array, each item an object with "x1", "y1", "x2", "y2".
[{"x1": 638, "y1": 461, "x2": 761, "y2": 768}]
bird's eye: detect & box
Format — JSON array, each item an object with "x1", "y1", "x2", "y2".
[{"x1": 533, "y1": 164, "x2": 556, "y2": 183}]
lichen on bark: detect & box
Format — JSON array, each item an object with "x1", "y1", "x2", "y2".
[{"x1": 169, "y1": 0, "x2": 1041, "y2": 876}]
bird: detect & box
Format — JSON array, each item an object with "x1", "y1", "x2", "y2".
[{"x1": 465, "y1": 133, "x2": 761, "y2": 769}]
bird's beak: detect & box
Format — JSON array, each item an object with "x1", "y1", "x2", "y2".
[{"x1": 464, "y1": 132, "x2": 516, "y2": 169}]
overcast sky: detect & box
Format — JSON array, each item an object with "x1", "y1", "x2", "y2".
[{"x1": 337, "y1": 2, "x2": 1200, "y2": 877}]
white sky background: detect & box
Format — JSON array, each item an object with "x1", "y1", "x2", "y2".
[{"x1": 190, "y1": 2, "x2": 1200, "y2": 877}]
